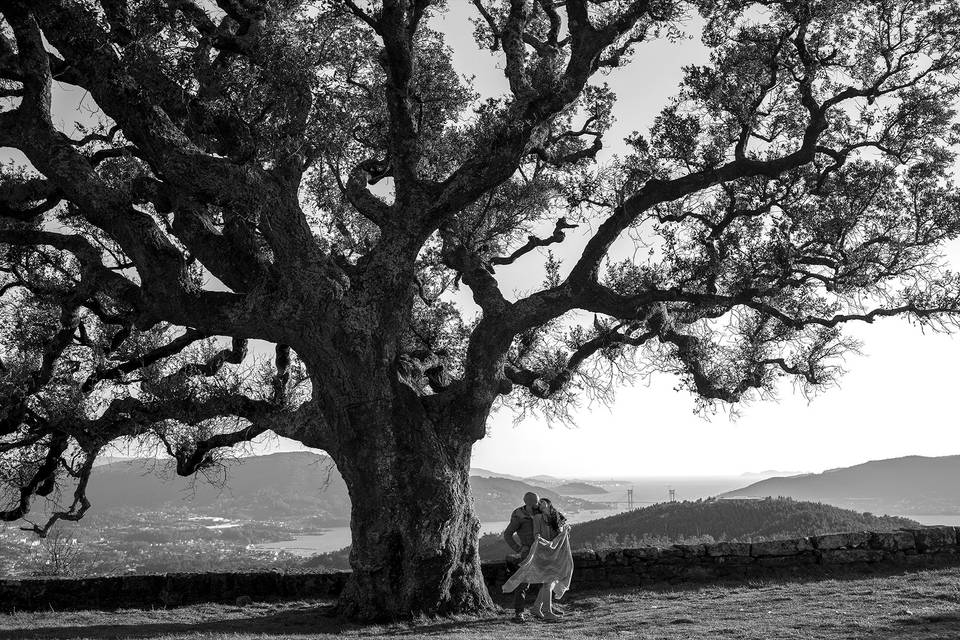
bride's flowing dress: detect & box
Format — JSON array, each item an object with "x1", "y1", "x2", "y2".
[{"x1": 502, "y1": 526, "x2": 574, "y2": 599}]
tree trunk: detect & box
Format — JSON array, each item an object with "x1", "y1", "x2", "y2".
[{"x1": 331, "y1": 388, "x2": 496, "y2": 620}]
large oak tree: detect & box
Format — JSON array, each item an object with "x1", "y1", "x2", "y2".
[{"x1": 2, "y1": 0, "x2": 960, "y2": 620}]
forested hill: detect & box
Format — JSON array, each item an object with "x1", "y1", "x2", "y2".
[
  {"x1": 721, "y1": 455, "x2": 960, "y2": 515},
  {"x1": 554, "y1": 482, "x2": 608, "y2": 495},
  {"x1": 572, "y1": 499, "x2": 919, "y2": 545},
  {"x1": 478, "y1": 498, "x2": 919, "y2": 560}
]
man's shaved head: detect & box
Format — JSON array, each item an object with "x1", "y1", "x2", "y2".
[{"x1": 523, "y1": 492, "x2": 539, "y2": 508}]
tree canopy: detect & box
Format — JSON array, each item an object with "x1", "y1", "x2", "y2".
[{"x1": 1, "y1": 0, "x2": 960, "y2": 617}]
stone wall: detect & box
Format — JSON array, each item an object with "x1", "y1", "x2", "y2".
[
  {"x1": 0, "y1": 571, "x2": 348, "y2": 612},
  {"x1": 483, "y1": 526, "x2": 960, "y2": 592},
  {"x1": 3, "y1": 527, "x2": 959, "y2": 612}
]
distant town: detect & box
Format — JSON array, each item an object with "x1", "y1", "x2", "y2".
[{"x1": 0, "y1": 508, "x2": 320, "y2": 577}]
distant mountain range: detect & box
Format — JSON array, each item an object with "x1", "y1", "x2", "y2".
[
  {"x1": 87, "y1": 452, "x2": 351, "y2": 524},
  {"x1": 739, "y1": 470, "x2": 807, "y2": 479},
  {"x1": 554, "y1": 482, "x2": 608, "y2": 495},
  {"x1": 721, "y1": 455, "x2": 960, "y2": 515},
  {"x1": 469, "y1": 471, "x2": 607, "y2": 496},
  {"x1": 73, "y1": 452, "x2": 960, "y2": 534},
  {"x1": 469, "y1": 468, "x2": 527, "y2": 482},
  {"x1": 83, "y1": 453, "x2": 605, "y2": 525},
  {"x1": 91, "y1": 456, "x2": 135, "y2": 467}
]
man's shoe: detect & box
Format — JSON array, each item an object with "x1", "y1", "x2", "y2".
[
  {"x1": 512, "y1": 611, "x2": 527, "y2": 623},
  {"x1": 533, "y1": 604, "x2": 563, "y2": 619}
]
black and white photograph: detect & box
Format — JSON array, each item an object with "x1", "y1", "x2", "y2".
[{"x1": 2, "y1": 0, "x2": 960, "y2": 637}]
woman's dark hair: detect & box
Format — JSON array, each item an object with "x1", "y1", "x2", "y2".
[{"x1": 540, "y1": 498, "x2": 567, "y2": 529}]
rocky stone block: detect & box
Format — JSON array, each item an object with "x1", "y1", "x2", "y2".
[
  {"x1": 820, "y1": 549, "x2": 887, "y2": 564},
  {"x1": 576, "y1": 567, "x2": 607, "y2": 582},
  {"x1": 602, "y1": 549, "x2": 628, "y2": 566},
  {"x1": 811, "y1": 532, "x2": 871, "y2": 550},
  {"x1": 751, "y1": 538, "x2": 813, "y2": 557},
  {"x1": 902, "y1": 553, "x2": 933, "y2": 568},
  {"x1": 629, "y1": 562, "x2": 648, "y2": 575},
  {"x1": 705, "y1": 542, "x2": 752, "y2": 557},
  {"x1": 675, "y1": 544, "x2": 706, "y2": 558},
  {"x1": 870, "y1": 531, "x2": 916, "y2": 552},
  {"x1": 656, "y1": 547, "x2": 686, "y2": 561},
  {"x1": 923, "y1": 550, "x2": 960, "y2": 565},
  {"x1": 572, "y1": 549, "x2": 601, "y2": 567},
  {"x1": 756, "y1": 552, "x2": 817, "y2": 568},
  {"x1": 710, "y1": 555, "x2": 755, "y2": 566},
  {"x1": 913, "y1": 527, "x2": 957, "y2": 552}
]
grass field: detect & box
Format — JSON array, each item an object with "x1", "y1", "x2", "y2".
[{"x1": 2, "y1": 567, "x2": 960, "y2": 639}]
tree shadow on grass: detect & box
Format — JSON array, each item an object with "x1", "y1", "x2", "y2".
[
  {"x1": 0, "y1": 603, "x2": 516, "y2": 640},
  {"x1": 0, "y1": 603, "x2": 353, "y2": 640},
  {"x1": 386, "y1": 616, "x2": 512, "y2": 637},
  {"x1": 865, "y1": 611, "x2": 960, "y2": 640}
]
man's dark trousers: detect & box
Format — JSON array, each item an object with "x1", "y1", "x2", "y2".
[
  {"x1": 513, "y1": 582, "x2": 540, "y2": 613},
  {"x1": 507, "y1": 550, "x2": 542, "y2": 613}
]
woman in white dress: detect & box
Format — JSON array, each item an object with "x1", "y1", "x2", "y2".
[{"x1": 503, "y1": 498, "x2": 573, "y2": 621}]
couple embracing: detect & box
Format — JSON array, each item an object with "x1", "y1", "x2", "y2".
[{"x1": 501, "y1": 491, "x2": 574, "y2": 623}]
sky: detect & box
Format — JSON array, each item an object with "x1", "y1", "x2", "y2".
[{"x1": 7, "y1": 3, "x2": 960, "y2": 480}]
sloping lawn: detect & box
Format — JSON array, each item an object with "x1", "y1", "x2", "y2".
[{"x1": 2, "y1": 567, "x2": 960, "y2": 639}]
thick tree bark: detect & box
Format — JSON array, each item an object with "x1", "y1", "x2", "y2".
[{"x1": 331, "y1": 386, "x2": 495, "y2": 620}]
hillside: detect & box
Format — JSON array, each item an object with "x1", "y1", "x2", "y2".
[
  {"x1": 82, "y1": 453, "x2": 602, "y2": 525},
  {"x1": 554, "y1": 482, "x2": 608, "y2": 495},
  {"x1": 478, "y1": 498, "x2": 919, "y2": 561},
  {"x1": 571, "y1": 498, "x2": 919, "y2": 544},
  {"x1": 469, "y1": 468, "x2": 526, "y2": 482},
  {"x1": 87, "y1": 452, "x2": 352, "y2": 523},
  {"x1": 722, "y1": 454, "x2": 960, "y2": 514}
]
